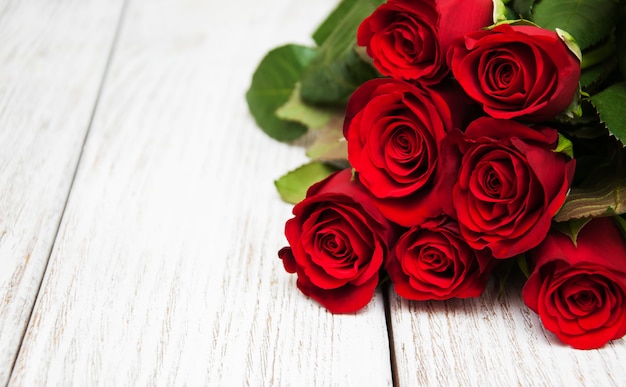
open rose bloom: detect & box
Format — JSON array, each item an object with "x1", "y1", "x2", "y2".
[
  {"x1": 448, "y1": 24, "x2": 581, "y2": 121},
  {"x1": 279, "y1": 169, "x2": 398, "y2": 314},
  {"x1": 387, "y1": 216, "x2": 494, "y2": 300},
  {"x1": 267, "y1": 0, "x2": 626, "y2": 350},
  {"x1": 522, "y1": 219, "x2": 626, "y2": 349},
  {"x1": 343, "y1": 78, "x2": 478, "y2": 226},
  {"x1": 440, "y1": 118, "x2": 575, "y2": 259},
  {"x1": 357, "y1": 0, "x2": 493, "y2": 83}
]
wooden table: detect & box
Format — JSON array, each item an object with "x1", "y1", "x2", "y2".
[{"x1": 1, "y1": 0, "x2": 624, "y2": 385}]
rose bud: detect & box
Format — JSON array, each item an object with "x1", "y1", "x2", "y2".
[
  {"x1": 448, "y1": 24, "x2": 581, "y2": 122},
  {"x1": 278, "y1": 169, "x2": 398, "y2": 314},
  {"x1": 343, "y1": 77, "x2": 477, "y2": 227},
  {"x1": 522, "y1": 218, "x2": 626, "y2": 349},
  {"x1": 357, "y1": 0, "x2": 493, "y2": 84},
  {"x1": 441, "y1": 117, "x2": 575, "y2": 259},
  {"x1": 387, "y1": 216, "x2": 495, "y2": 300}
]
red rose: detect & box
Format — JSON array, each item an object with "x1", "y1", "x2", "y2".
[
  {"x1": 278, "y1": 169, "x2": 397, "y2": 313},
  {"x1": 343, "y1": 77, "x2": 475, "y2": 226},
  {"x1": 442, "y1": 117, "x2": 575, "y2": 258},
  {"x1": 448, "y1": 24, "x2": 581, "y2": 122},
  {"x1": 522, "y1": 218, "x2": 626, "y2": 349},
  {"x1": 357, "y1": 0, "x2": 493, "y2": 83},
  {"x1": 387, "y1": 216, "x2": 494, "y2": 300}
]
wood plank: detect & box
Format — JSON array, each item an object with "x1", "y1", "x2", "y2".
[
  {"x1": 388, "y1": 277, "x2": 626, "y2": 386},
  {"x1": 0, "y1": 1, "x2": 125, "y2": 384},
  {"x1": 9, "y1": 0, "x2": 393, "y2": 385}
]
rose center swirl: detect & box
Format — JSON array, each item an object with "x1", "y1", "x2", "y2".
[
  {"x1": 383, "y1": 122, "x2": 434, "y2": 182},
  {"x1": 481, "y1": 50, "x2": 524, "y2": 97},
  {"x1": 470, "y1": 156, "x2": 516, "y2": 201},
  {"x1": 571, "y1": 290, "x2": 598, "y2": 310},
  {"x1": 389, "y1": 16, "x2": 434, "y2": 62}
]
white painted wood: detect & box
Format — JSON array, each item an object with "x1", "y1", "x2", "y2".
[
  {"x1": 9, "y1": 1, "x2": 393, "y2": 385},
  {"x1": 0, "y1": 1, "x2": 124, "y2": 384},
  {"x1": 388, "y1": 277, "x2": 626, "y2": 386},
  {"x1": 13, "y1": 1, "x2": 621, "y2": 385}
]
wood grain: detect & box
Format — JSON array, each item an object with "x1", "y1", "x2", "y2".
[
  {"x1": 9, "y1": 0, "x2": 393, "y2": 385},
  {"x1": 0, "y1": 1, "x2": 124, "y2": 384},
  {"x1": 9, "y1": 1, "x2": 621, "y2": 385},
  {"x1": 387, "y1": 277, "x2": 626, "y2": 386}
]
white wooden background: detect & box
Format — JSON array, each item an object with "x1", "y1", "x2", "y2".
[{"x1": 0, "y1": 0, "x2": 624, "y2": 386}]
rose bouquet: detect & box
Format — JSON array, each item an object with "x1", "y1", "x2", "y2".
[{"x1": 247, "y1": 0, "x2": 626, "y2": 350}]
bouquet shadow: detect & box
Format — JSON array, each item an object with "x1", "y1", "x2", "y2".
[{"x1": 384, "y1": 270, "x2": 564, "y2": 349}]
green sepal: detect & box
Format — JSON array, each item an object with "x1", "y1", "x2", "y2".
[
  {"x1": 517, "y1": 254, "x2": 531, "y2": 279},
  {"x1": 495, "y1": 258, "x2": 516, "y2": 300},
  {"x1": 556, "y1": 28, "x2": 582, "y2": 63},
  {"x1": 494, "y1": 256, "x2": 527, "y2": 301},
  {"x1": 493, "y1": 0, "x2": 517, "y2": 22},
  {"x1": 554, "y1": 133, "x2": 574, "y2": 158},
  {"x1": 553, "y1": 218, "x2": 593, "y2": 246},
  {"x1": 485, "y1": 18, "x2": 538, "y2": 30},
  {"x1": 555, "y1": 84, "x2": 583, "y2": 122}
]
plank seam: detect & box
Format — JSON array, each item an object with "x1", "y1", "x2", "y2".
[
  {"x1": 384, "y1": 285, "x2": 399, "y2": 387},
  {"x1": 5, "y1": 0, "x2": 131, "y2": 384}
]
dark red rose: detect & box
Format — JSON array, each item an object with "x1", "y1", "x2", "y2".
[
  {"x1": 357, "y1": 0, "x2": 493, "y2": 83},
  {"x1": 441, "y1": 117, "x2": 575, "y2": 258},
  {"x1": 449, "y1": 24, "x2": 581, "y2": 122},
  {"x1": 278, "y1": 169, "x2": 397, "y2": 314},
  {"x1": 522, "y1": 218, "x2": 626, "y2": 349},
  {"x1": 343, "y1": 77, "x2": 476, "y2": 226},
  {"x1": 387, "y1": 216, "x2": 494, "y2": 300}
]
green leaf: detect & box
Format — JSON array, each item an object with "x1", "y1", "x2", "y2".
[
  {"x1": 246, "y1": 45, "x2": 317, "y2": 141},
  {"x1": 555, "y1": 132, "x2": 626, "y2": 222},
  {"x1": 274, "y1": 162, "x2": 340, "y2": 204},
  {"x1": 300, "y1": 0, "x2": 382, "y2": 105},
  {"x1": 306, "y1": 116, "x2": 348, "y2": 161},
  {"x1": 312, "y1": 0, "x2": 360, "y2": 46},
  {"x1": 616, "y1": 6, "x2": 626, "y2": 80},
  {"x1": 275, "y1": 83, "x2": 340, "y2": 130},
  {"x1": 532, "y1": 0, "x2": 618, "y2": 50},
  {"x1": 580, "y1": 34, "x2": 616, "y2": 70},
  {"x1": 510, "y1": 0, "x2": 535, "y2": 19},
  {"x1": 590, "y1": 82, "x2": 626, "y2": 146},
  {"x1": 553, "y1": 218, "x2": 593, "y2": 246},
  {"x1": 555, "y1": 98, "x2": 608, "y2": 139},
  {"x1": 580, "y1": 58, "x2": 619, "y2": 93},
  {"x1": 554, "y1": 176, "x2": 626, "y2": 222}
]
